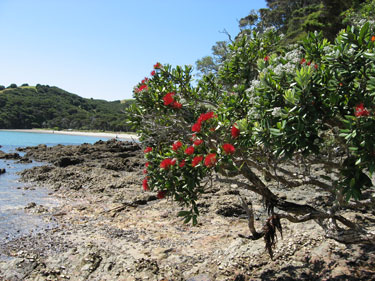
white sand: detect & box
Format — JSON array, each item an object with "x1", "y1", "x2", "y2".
[{"x1": 1, "y1": 129, "x2": 139, "y2": 141}]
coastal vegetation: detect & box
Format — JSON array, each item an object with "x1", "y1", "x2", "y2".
[
  {"x1": 0, "y1": 84, "x2": 134, "y2": 132},
  {"x1": 129, "y1": 0, "x2": 375, "y2": 256}
]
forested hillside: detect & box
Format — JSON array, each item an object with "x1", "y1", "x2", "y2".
[
  {"x1": 196, "y1": 0, "x2": 375, "y2": 75},
  {"x1": 0, "y1": 84, "x2": 134, "y2": 131}
]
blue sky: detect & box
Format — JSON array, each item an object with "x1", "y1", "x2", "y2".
[{"x1": 0, "y1": 0, "x2": 266, "y2": 101}]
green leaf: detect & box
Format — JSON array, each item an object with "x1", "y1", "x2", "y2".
[{"x1": 177, "y1": 210, "x2": 191, "y2": 217}]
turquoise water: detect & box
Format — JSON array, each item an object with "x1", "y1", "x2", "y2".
[
  {"x1": 0, "y1": 130, "x2": 117, "y2": 245},
  {"x1": 0, "y1": 130, "x2": 117, "y2": 153}
]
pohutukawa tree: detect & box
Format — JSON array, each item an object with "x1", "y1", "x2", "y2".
[{"x1": 127, "y1": 24, "x2": 375, "y2": 257}]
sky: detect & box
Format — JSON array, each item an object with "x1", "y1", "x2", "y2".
[{"x1": 0, "y1": 0, "x2": 267, "y2": 101}]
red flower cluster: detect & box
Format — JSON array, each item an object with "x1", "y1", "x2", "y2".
[
  {"x1": 191, "y1": 112, "x2": 216, "y2": 132},
  {"x1": 142, "y1": 178, "x2": 149, "y2": 191},
  {"x1": 192, "y1": 155, "x2": 204, "y2": 167},
  {"x1": 300, "y1": 58, "x2": 306, "y2": 64},
  {"x1": 154, "y1": 62, "x2": 162, "y2": 69},
  {"x1": 157, "y1": 190, "x2": 166, "y2": 199},
  {"x1": 160, "y1": 158, "x2": 176, "y2": 169},
  {"x1": 264, "y1": 56, "x2": 270, "y2": 62},
  {"x1": 204, "y1": 153, "x2": 217, "y2": 167},
  {"x1": 222, "y1": 143, "x2": 235, "y2": 154},
  {"x1": 179, "y1": 159, "x2": 186, "y2": 167},
  {"x1": 231, "y1": 124, "x2": 240, "y2": 139},
  {"x1": 163, "y1": 92, "x2": 175, "y2": 105},
  {"x1": 198, "y1": 112, "x2": 216, "y2": 122},
  {"x1": 185, "y1": 146, "x2": 195, "y2": 155},
  {"x1": 172, "y1": 101, "x2": 182, "y2": 109},
  {"x1": 192, "y1": 122, "x2": 202, "y2": 132},
  {"x1": 151, "y1": 70, "x2": 156, "y2": 76},
  {"x1": 172, "y1": 140, "x2": 183, "y2": 151},
  {"x1": 163, "y1": 92, "x2": 182, "y2": 109},
  {"x1": 135, "y1": 84, "x2": 148, "y2": 93},
  {"x1": 144, "y1": 147, "x2": 152, "y2": 153},
  {"x1": 355, "y1": 103, "x2": 370, "y2": 117},
  {"x1": 194, "y1": 139, "x2": 203, "y2": 146},
  {"x1": 141, "y1": 78, "x2": 149, "y2": 84},
  {"x1": 372, "y1": 36, "x2": 375, "y2": 42}
]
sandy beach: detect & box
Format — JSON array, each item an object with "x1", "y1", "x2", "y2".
[{"x1": 0, "y1": 129, "x2": 139, "y2": 141}]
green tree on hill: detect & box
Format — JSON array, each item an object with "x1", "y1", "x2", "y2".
[{"x1": 0, "y1": 84, "x2": 135, "y2": 132}]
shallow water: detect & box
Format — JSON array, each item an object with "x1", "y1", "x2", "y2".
[
  {"x1": 0, "y1": 131, "x2": 118, "y2": 245},
  {"x1": 0, "y1": 158, "x2": 59, "y2": 245}
]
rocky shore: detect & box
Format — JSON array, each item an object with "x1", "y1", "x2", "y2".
[{"x1": 0, "y1": 139, "x2": 375, "y2": 280}]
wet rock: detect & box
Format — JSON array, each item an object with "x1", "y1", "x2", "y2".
[
  {"x1": 0, "y1": 150, "x2": 21, "y2": 160},
  {"x1": 54, "y1": 157, "x2": 83, "y2": 167},
  {"x1": 25, "y1": 202, "x2": 37, "y2": 209},
  {"x1": 0, "y1": 168, "x2": 6, "y2": 174},
  {"x1": 18, "y1": 157, "x2": 32, "y2": 163}
]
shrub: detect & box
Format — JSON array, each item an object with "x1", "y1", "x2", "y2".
[{"x1": 127, "y1": 23, "x2": 375, "y2": 256}]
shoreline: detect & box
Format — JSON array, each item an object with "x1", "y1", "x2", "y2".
[{"x1": 0, "y1": 129, "x2": 139, "y2": 141}]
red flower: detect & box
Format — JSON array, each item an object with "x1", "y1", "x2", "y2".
[
  {"x1": 163, "y1": 92, "x2": 175, "y2": 106},
  {"x1": 141, "y1": 77, "x2": 149, "y2": 84},
  {"x1": 204, "y1": 153, "x2": 217, "y2": 168},
  {"x1": 307, "y1": 61, "x2": 311, "y2": 66},
  {"x1": 185, "y1": 146, "x2": 195, "y2": 155},
  {"x1": 372, "y1": 36, "x2": 375, "y2": 42},
  {"x1": 355, "y1": 103, "x2": 370, "y2": 117},
  {"x1": 231, "y1": 124, "x2": 240, "y2": 139},
  {"x1": 154, "y1": 62, "x2": 162, "y2": 69},
  {"x1": 222, "y1": 143, "x2": 235, "y2": 154},
  {"x1": 157, "y1": 190, "x2": 166, "y2": 199},
  {"x1": 160, "y1": 158, "x2": 176, "y2": 169},
  {"x1": 300, "y1": 58, "x2": 306, "y2": 64},
  {"x1": 179, "y1": 159, "x2": 186, "y2": 168},
  {"x1": 264, "y1": 56, "x2": 270, "y2": 62},
  {"x1": 172, "y1": 101, "x2": 182, "y2": 109},
  {"x1": 339, "y1": 83, "x2": 343, "y2": 87},
  {"x1": 151, "y1": 70, "x2": 156, "y2": 76},
  {"x1": 144, "y1": 147, "x2": 152, "y2": 153},
  {"x1": 192, "y1": 155, "x2": 204, "y2": 167},
  {"x1": 192, "y1": 122, "x2": 201, "y2": 132},
  {"x1": 198, "y1": 112, "x2": 215, "y2": 123},
  {"x1": 136, "y1": 84, "x2": 148, "y2": 93},
  {"x1": 172, "y1": 141, "x2": 183, "y2": 151},
  {"x1": 314, "y1": 64, "x2": 318, "y2": 70},
  {"x1": 143, "y1": 169, "x2": 147, "y2": 174},
  {"x1": 145, "y1": 162, "x2": 150, "y2": 168},
  {"x1": 142, "y1": 178, "x2": 149, "y2": 191},
  {"x1": 194, "y1": 139, "x2": 203, "y2": 146}
]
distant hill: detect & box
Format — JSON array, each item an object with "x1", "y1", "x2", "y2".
[{"x1": 0, "y1": 84, "x2": 135, "y2": 132}]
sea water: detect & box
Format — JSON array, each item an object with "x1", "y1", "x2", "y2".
[{"x1": 0, "y1": 131, "x2": 122, "y2": 245}]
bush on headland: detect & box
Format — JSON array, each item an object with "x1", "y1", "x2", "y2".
[{"x1": 127, "y1": 22, "x2": 375, "y2": 257}]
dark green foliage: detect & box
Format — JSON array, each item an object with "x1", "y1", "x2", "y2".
[
  {"x1": 8, "y1": 83, "x2": 18, "y2": 89},
  {"x1": 0, "y1": 85, "x2": 5, "y2": 91},
  {"x1": 240, "y1": 0, "x2": 367, "y2": 44},
  {"x1": 0, "y1": 85, "x2": 135, "y2": 131}
]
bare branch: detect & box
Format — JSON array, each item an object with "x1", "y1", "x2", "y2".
[
  {"x1": 219, "y1": 28, "x2": 234, "y2": 43},
  {"x1": 239, "y1": 196, "x2": 263, "y2": 239}
]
